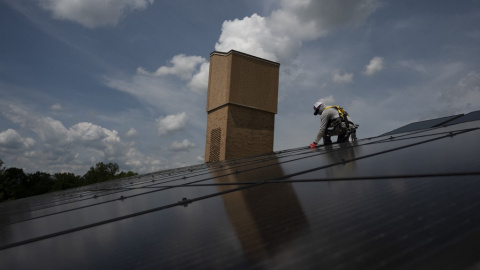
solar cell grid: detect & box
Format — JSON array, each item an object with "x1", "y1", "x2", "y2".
[{"x1": 1, "y1": 118, "x2": 479, "y2": 269}]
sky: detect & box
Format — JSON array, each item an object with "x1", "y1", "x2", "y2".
[{"x1": 0, "y1": 0, "x2": 479, "y2": 175}]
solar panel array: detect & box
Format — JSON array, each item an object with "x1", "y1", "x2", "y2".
[
  {"x1": 381, "y1": 115, "x2": 463, "y2": 136},
  {"x1": 1, "y1": 115, "x2": 480, "y2": 269},
  {"x1": 444, "y1": 110, "x2": 480, "y2": 126},
  {"x1": 381, "y1": 110, "x2": 480, "y2": 136}
]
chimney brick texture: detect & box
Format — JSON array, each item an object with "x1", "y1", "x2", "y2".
[{"x1": 205, "y1": 50, "x2": 280, "y2": 162}]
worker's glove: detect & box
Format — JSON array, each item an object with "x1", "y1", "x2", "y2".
[{"x1": 309, "y1": 142, "x2": 317, "y2": 149}]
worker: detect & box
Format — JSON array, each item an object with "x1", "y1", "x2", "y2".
[{"x1": 309, "y1": 101, "x2": 357, "y2": 148}]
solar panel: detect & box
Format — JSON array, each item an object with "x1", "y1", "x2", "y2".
[
  {"x1": 1, "y1": 116, "x2": 480, "y2": 269},
  {"x1": 443, "y1": 110, "x2": 480, "y2": 126},
  {"x1": 381, "y1": 114, "x2": 463, "y2": 136}
]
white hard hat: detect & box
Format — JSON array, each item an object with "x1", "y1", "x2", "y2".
[{"x1": 313, "y1": 101, "x2": 323, "y2": 115}]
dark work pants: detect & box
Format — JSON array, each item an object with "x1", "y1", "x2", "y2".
[{"x1": 324, "y1": 119, "x2": 348, "y2": 144}]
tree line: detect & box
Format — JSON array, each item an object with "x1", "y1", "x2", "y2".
[{"x1": 0, "y1": 159, "x2": 137, "y2": 202}]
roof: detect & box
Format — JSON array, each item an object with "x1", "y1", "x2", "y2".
[{"x1": 1, "y1": 111, "x2": 480, "y2": 269}]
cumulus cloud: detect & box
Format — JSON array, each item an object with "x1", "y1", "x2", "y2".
[
  {"x1": 215, "y1": 0, "x2": 380, "y2": 62},
  {"x1": 38, "y1": 0, "x2": 155, "y2": 28},
  {"x1": 2, "y1": 105, "x2": 121, "y2": 148},
  {"x1": 169, "y1": 139, "x2": 195, "y2": 152},
  {"x1": 50, "y1": 103, "x2": 63, "y2": 110},
  {"x1": 156, "y1": 112, "x2": 188, "y2": 135},
  {"x1": 187, "y1": 62, "x2": 210, "y2": 93},
  {"x1": 70, "y1": 122, "x2": 120, "y2": 145},
  {"x1": 216, "y1": 14, "x2": 280, "y2": 61},
  {"x1": 2, "y1": 105, "x2": 69, "y2": 144},
  {"x1": 125, "y1": 128, "x2": 138, "y2": 138},
  {"x1": 364, "y1": 56, "x2": 384, "y2": 75},
  {"x1": 147, "y1": 54, "x2": 207, "y2": 80},
  {"x1": 332, "y1": 70, "x2": 354, "y2": 84},
  {"x1": 135, "y1": 54, "x2": 208, "y2": 93},
  {"x1": 0, "y1": 104, "x2": 151, "y2": 173},
  {"x1": 122, "y1": 146, "x2": 168, "y2": 172},
  {"x1": 0, "y1": 129, "x2": 35, "y2": 150}
]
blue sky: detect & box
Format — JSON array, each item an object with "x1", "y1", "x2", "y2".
[{"x1": 1, "y1": 0, "x2": 479, "y2": 174}]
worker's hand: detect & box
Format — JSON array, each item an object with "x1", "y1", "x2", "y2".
[{"x1": 309, "y1": 142, "x2": 317, "y2": 149}]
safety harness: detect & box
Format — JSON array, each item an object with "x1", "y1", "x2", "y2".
[{"x1": 324, "y1": 105, "x2": 358, "y2": 141}]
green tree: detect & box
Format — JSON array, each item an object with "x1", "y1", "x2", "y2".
[
  {"x1": 0, "y1": 161, "x2": 138, "y2": 202},
  {"x1": 27, "y1": 172, "x2": 54, "y2": 197},
  {"x1": 83, "y1": 162, "x2": 120, "y2": 184},
  {"x1": 115, "y1": 171, "x2": 138, "y2": 179},
  {"x1": 0, "y1": 159, "x2": 6, "y2": 201},
  {"x1": 0, "y1": 167, "x2": 27, "y2": 201},
  {"x1": 53, "y1": 172, "x2": 83, "y2": 191},
  {"x1": 0, "y1": 159, "x2": 4, "y2": 173}
]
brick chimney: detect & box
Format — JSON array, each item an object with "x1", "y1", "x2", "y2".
[{"x1": 205, "y1": 50, "x2": 280, "y2": 162}]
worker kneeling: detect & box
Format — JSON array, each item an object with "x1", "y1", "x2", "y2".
[{"x1": 309, "y1": 101, "x2": 358, "y2": 149}]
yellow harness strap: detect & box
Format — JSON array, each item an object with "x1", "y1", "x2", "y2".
[{"x1": 325, "y1": 106, "x2": 346, "y2": 118}]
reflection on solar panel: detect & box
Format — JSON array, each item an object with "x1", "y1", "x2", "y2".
[{"x1": 1, "y1": 115, "x2": 480, "y2": 269}]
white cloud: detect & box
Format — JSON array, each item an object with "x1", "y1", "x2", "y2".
[
  {"x1": 133, "y1": 54, "x2": 209, "y2": 94},
  {"x1": 332, "y1": 70, "x2": 354, "y2": 84},
  {"x1": 38, "y1": 0, "x2": 155, "y2": 28},
  {"x1": 0, "y1": 129, "x2": 35, "y2": 149},
  {"x1": 125, "y1": 128, "x2": 138, "y2": 138},
  {"x1": 215, "y1": 0, "x2": 380, "y2": 62},
  {"x1": 364, "y1": 56, "x2": 384, "y2": 75},
  {"x1": 169, "y1": 139, "x2": 195, "y2": 152},
  {"x1": 3, "y1": 104, "x2": 70, "y2": 144},
  {"x1": 70, "y1": 122, "x2": 120, "y2": 146},
  {"x1": 188, "y1": 62, "x2": 210, "y2": 93},
  {"x1": 2, "y1": 105, "x2": 121, "y2": 149},
  {"x1": 156, "y1": 112, "x2": 188, "y2": 135},
  {"x1": 0, "y1": 104, "x2": 161, "y2": 173},
  {"x1": 123, "y1": 146, "x2": 169, "y2": 172},
  {"x1": 149, "y1": 54, "x2": 207, "y2": 80},
  {"x1": 216, "y1": 14, "x2": 280, "y2": 61},
  {"x1": 50, "y1": 103, "x2": 63, "y2": 110}
]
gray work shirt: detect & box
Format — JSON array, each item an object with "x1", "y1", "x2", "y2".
[{"x1": 314, "y1": 108, "x2": 353, "y2": 144}]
